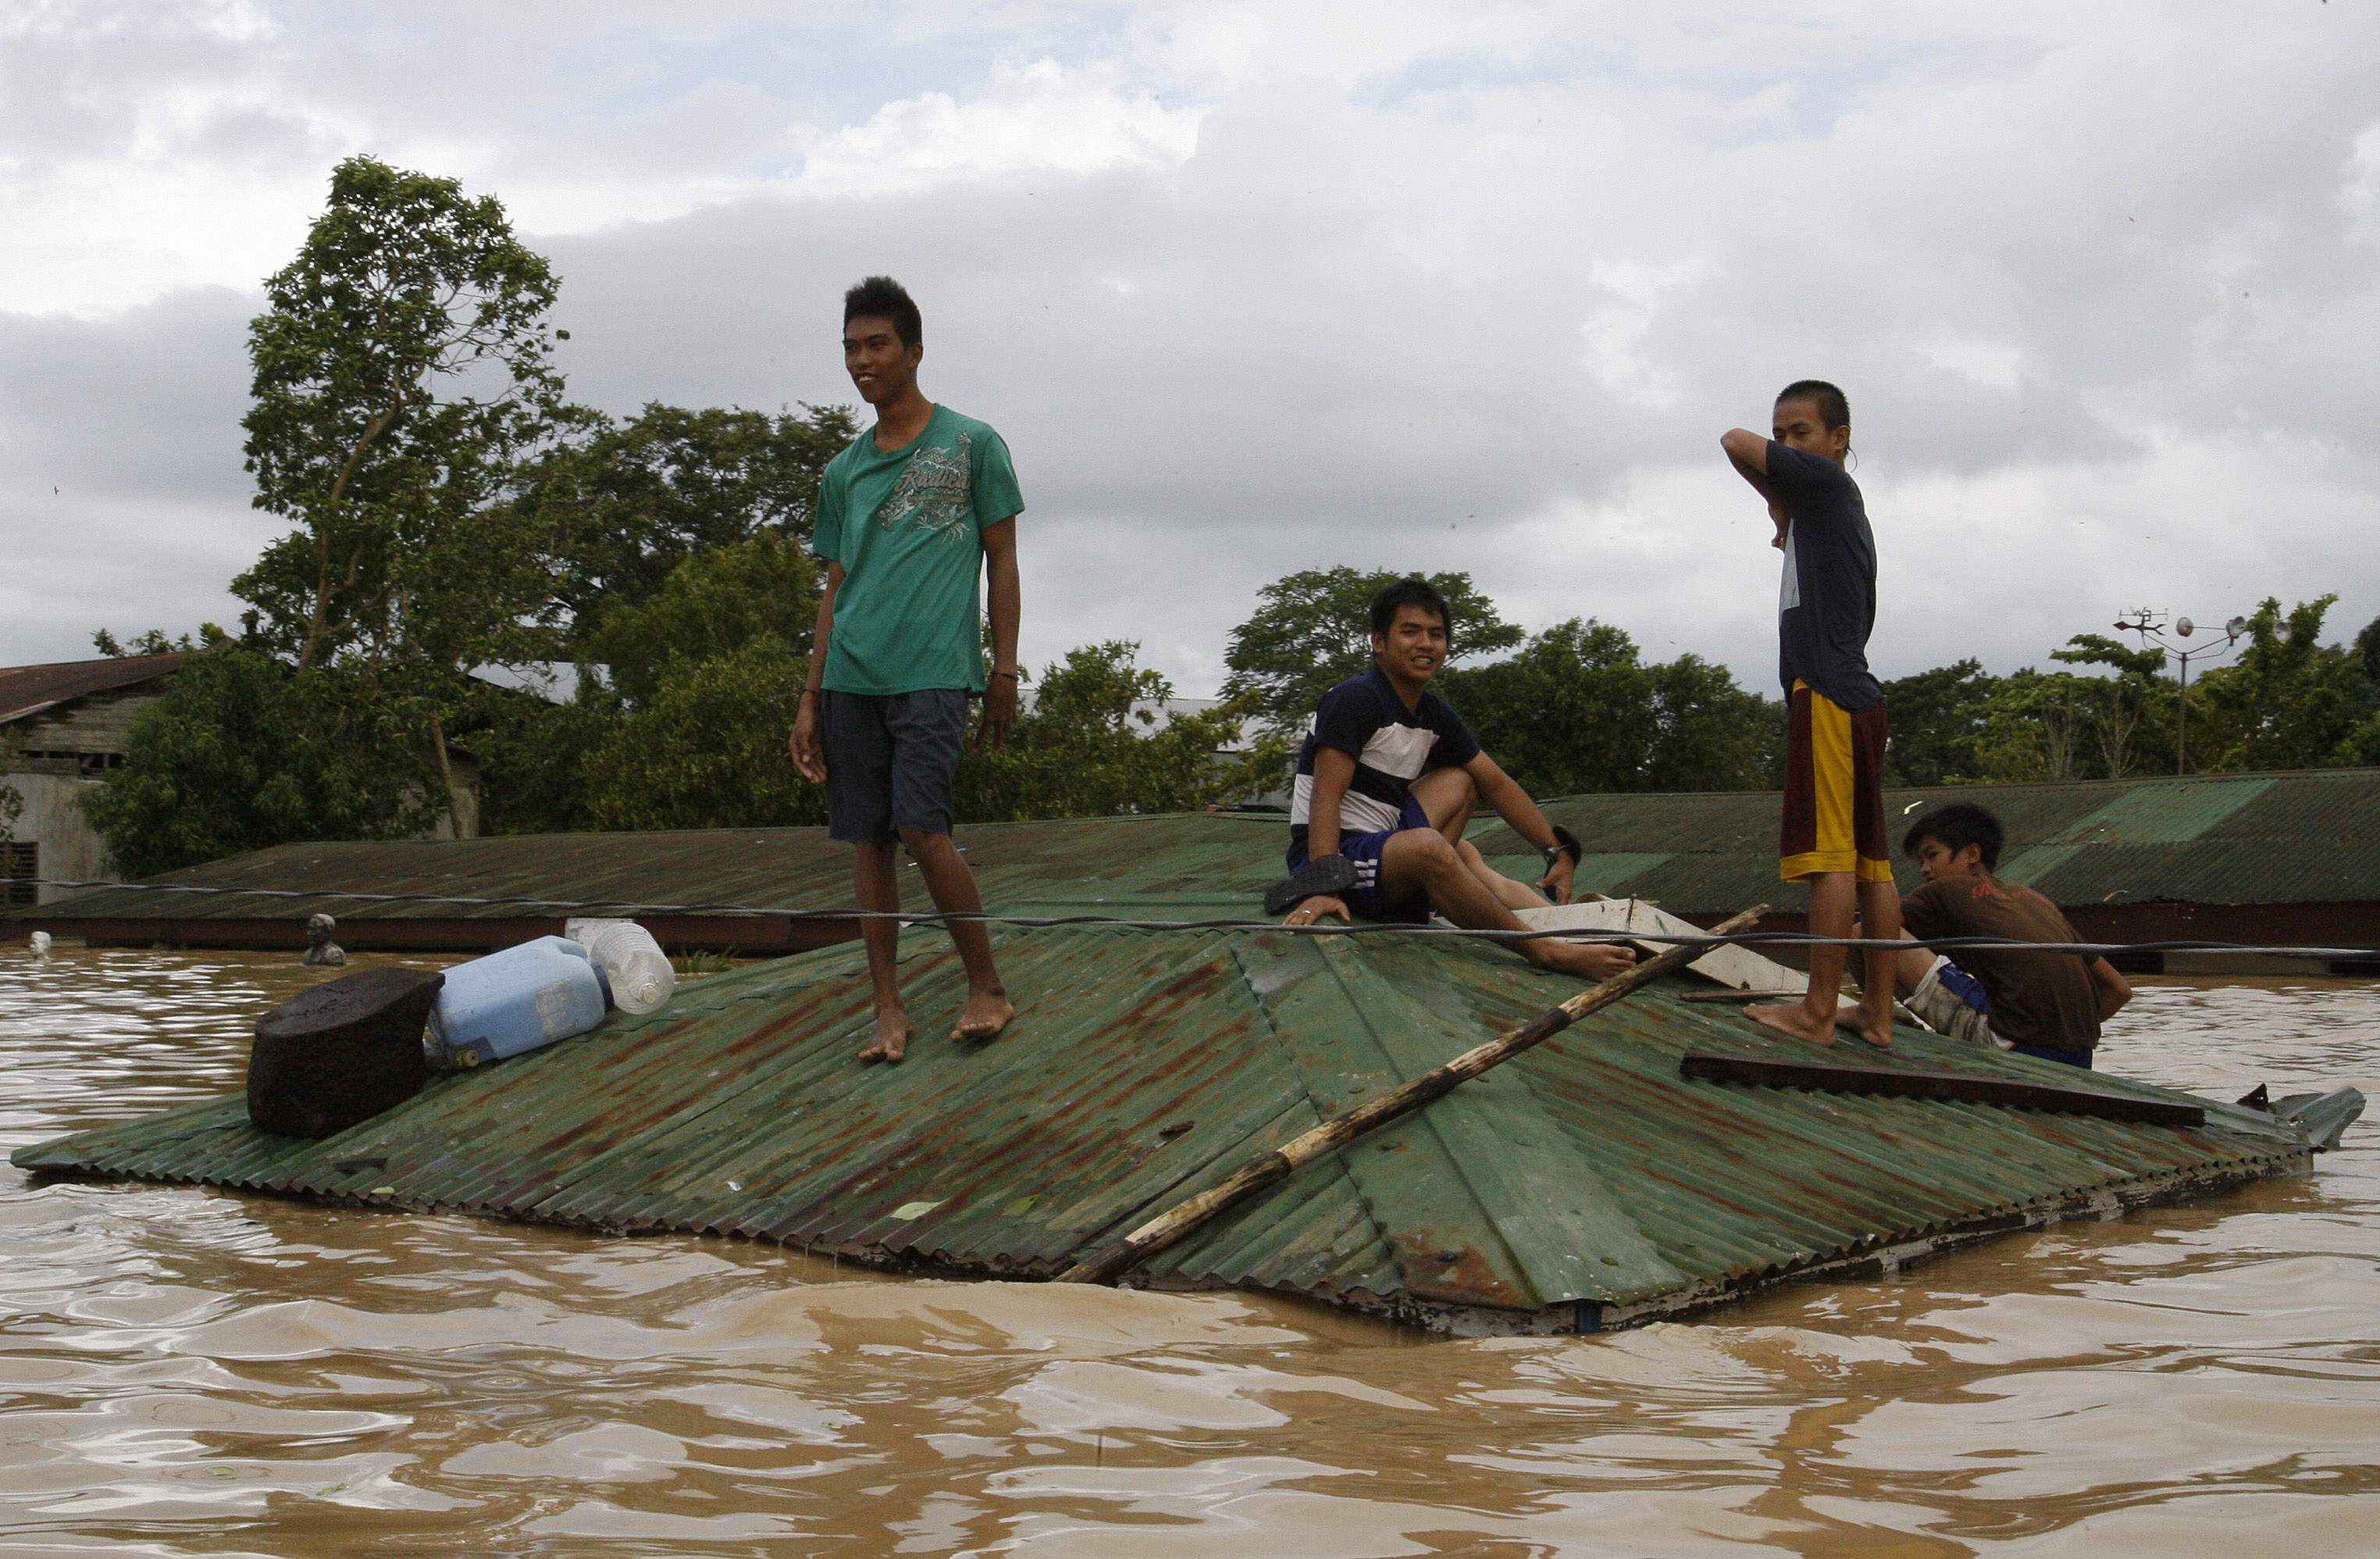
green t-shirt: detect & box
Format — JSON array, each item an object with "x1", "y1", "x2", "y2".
[{"x1": 811, "y1": 405, "x2": 1024, "y2": 695}]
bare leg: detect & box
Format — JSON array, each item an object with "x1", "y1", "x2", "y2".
[
  {"x1": 1376, "y1": 828, "x2": 1634, "y2": 981},
  {"x1": 1749, "y1": 872, "x2": 1857, "y2": 1047},
  {"x1": 852, "y1": 840, "x2": 910, "y2": 1061},
  {"x1": 1409, "y1": 768, "x2": 1548, "y2": 911},
  {"x1": 1459, "y1": 838, "x2": 1550, "y2": 911},
  {"x1": 1854, "y1": 879, "x2": 1901, "y2": 1047},
  {"x1": 901, "y1": 828, "x2": 1014, "y2": 1042}
]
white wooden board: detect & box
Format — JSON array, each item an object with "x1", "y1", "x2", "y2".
[{"x1": 1513, "y1": 897, "x2": 1805, "y2": 994}]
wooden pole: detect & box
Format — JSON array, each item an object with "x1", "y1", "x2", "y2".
[{"x1": 1054, "y1": 903, "x2": 1770, "y2": 1286}]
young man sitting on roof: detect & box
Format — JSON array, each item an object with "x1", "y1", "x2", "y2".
[
  {"x1": 1274, "y1": 579, "x2": 1637, "y2": 983},
  {"x1": 1891, "y1": 803, "x2": 2132, "y2": 1068}
]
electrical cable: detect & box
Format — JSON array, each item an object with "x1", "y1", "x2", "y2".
[{"x1": 16, "y1": 877, "x2": 2380, "y2": 962}]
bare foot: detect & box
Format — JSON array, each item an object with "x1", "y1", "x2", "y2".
[
  {"x1": 951, "y1": 986, "x2": 1014, "y2": 1043},
  {"x1": 1854, "y1": 1004, "x2": 1895, "y2": 1050},
  {"x1": 1748, "y1": 1001, "x2": 1838, "y2": 1046},
  {"x1": 1829, "y1": 1003, "x2": 1894, "y2": 1049},
  {"x1": 1531, "y1": 940, "x2": 1637, "y2": 983},
  {"x1": 857, "y1": 1004, "x2": 910, "y2": 1063}
]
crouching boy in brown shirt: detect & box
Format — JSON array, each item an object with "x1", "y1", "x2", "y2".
[{"x1": 1896, "y1": 804, "x2": 2131, "y2": 1068}]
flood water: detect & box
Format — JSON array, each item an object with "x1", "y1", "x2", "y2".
[{"x1": 2, "y1": 947, "x2": 2375, "y2": 1557}]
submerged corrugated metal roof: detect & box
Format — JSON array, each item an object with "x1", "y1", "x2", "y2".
[
  {"x1": 21, "y1": 770, "x2": 2379, "y2": 945},
  {"x1": 12, "y1": 923, "x2": 2318, "y2": 1330}
]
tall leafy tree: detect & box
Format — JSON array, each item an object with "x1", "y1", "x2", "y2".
[
  {"x1": 581, "y1": 636, "x2": 820, "y2": 831},
  {"x1": 1880, "y1": 658, "x2": 2001, "y2": 786},
  {"x1": 235, "y1": 155, "x2": 571, "y2": 831},
  {"x1": 1446, "y1": 619, "x2": 1657, "y2": 795},
  {"x1": 2190, "y1": 595, "x2": 2378, "y2": 771},
  {"x1": 582, "y1": 531, "x2": 821, "y2": 707},
  {"x1": 78, "y1": 647, "x2": 442, "y2": 878},
  {"x1": 1222, "y1": 566, "x2": 1522, "y2": 742},
  {"x1": 1642, "y1": 654, "x2": 1780, "y2": 793},
  {"x1": 959, "y1": 643, "x2": 1274, "y2": 821},
  {"x1": 2047, "y1": 633, "x2": 2174, "y2": 779},
  {"x1": 530, "y1": 403, "x2": 857, "y2": 631}
]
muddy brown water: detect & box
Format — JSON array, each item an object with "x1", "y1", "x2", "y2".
[{"x1": 2, "y1": 948, "x2": 2375, "y2": 1557}]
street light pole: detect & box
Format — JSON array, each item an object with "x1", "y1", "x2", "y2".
[{"x1": 2113, "y1": 609, "x2": 2248, "y2": 776}]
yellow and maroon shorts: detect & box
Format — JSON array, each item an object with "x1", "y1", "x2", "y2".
[{"x1": 1780, "y1": 680, "x2": 1892, "y2": 883}]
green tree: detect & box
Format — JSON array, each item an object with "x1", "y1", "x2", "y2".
[
  {"x1": 581, "y1": 636, "x2": 821, "y2": 831},
  {"x1": 1643, "y1": 655, "x2": 1780, "y2": 792},
  {"x1": 79, "y1": 647, "x2": 442, "y2": 878},
  {"x1": 1880, "y1": 658, "x2": 2001, "y2": 786},
  {"x1": 1972, "y1": 669, "x2": 2094, "y2": 783},
  {"x1": 1221, "y1": 567, "x2": 1522, "y2": 743},
  {"x1": 1452, "y1": 621, "x2": 1776, "y2": 796},
  {"x1": 235, "y1": 155, "x2": 571, "y2": 831},
  {"x1": 959, "y1": 642, "x2": 1274, "y2": 822},
  {"x1": 464, "y1": 678, "x2": 625, "y2": 837},
  {"x1": 2190, "y1": 595, "x2": 2378, "y2": 771},
  {"x1": 1447, "y1": 619, "x2": 1657, "y2": 795},
  {"x1": 530, "y1": 403, "x2": 856, "y2": 631},
  {"x1": 2047, "y1": 633, "x2": 2174, "y2": 779},
  {"x1": 0, "y1": 781, "x2": 22, "y2": 844},
  {"x1": 582, "y1": 531, "x2": 821, "y2": 707}
]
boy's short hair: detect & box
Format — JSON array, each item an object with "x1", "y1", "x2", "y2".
[
  {"x1": 843, "y1": 275, "x2": 922, "y2": 348},
  {"x1": 1776, "y1": 378, "x2": 1851, "y2": 431},
  {"x1": 1370, "y1": 578, "x2": 1452, "y2": 640},
  {"x1": 1904, "y1": 803, "x2": 2003, "y2": 869}
]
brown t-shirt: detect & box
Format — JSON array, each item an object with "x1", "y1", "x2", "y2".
[{"x1": 1901, "y1": 875, "x2": 2101, "y2": 1051}]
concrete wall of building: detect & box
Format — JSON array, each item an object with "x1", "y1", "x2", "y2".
[{"x1": 4, "y1": 767, "x2": 110, "y2": 902}]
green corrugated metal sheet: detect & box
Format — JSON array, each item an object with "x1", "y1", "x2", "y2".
[
  {"x1": 12, "y1": 923, "x2": 2319, "y2": 1330},
  {"x1": 21, "y1": 771, "x2": 2375, "y2": 948}
]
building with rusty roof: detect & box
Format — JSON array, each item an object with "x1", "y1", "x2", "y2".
[
  {"x1": 15, "y1": 769, "x2": 2380, "y2": 972},
  {"x1": 1, "y1": 653, "x2": 187, "y2": 909}
]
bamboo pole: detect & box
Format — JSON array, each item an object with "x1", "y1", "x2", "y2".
[{"x1": 1055, "y1": 903, "x2": 1770, "y2": 1286}]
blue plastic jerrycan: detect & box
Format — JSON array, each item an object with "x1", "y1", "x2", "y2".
[{"x1": 426, "y1": 936, "x2": 611, "y2": 1070}]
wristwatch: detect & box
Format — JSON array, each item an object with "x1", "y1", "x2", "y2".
[{"x1": 1541, "y1": 824, "x2": 1582, "y2": 872}]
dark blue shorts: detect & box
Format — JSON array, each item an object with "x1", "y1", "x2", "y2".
[
  {"x1": 821, "y1": 688, "x2": 969, "y2": 844},
  {"x1": 2012, "y1": 1043, "x2": 2093, "y2": 1070},
  {"x1": 1287, "y1": 795, "x2": 1434, "y2": 925}
]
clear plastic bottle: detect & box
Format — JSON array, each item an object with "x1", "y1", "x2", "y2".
[{"x1": 563, "y1": 919, "x2": 676, "y2": 1016}]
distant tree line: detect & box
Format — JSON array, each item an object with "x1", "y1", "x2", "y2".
[{"x1": 76, "y1": 156, "x2": 2380, "y2": 877}]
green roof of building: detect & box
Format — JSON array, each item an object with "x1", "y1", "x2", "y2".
[
  {"x1": 12, "y1": 921, "x2": 2335, "y2": 1332},
  {"x1": 20, "y1": 771, "x2": 2380, "y2": 947}
]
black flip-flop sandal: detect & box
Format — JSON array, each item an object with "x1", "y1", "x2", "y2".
[{"x1": 1263, "y1": 855, "x2": 1360, "y2": 917}]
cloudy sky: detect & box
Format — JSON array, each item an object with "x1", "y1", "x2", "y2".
[{"x1": 4, "y1": 0, "x2": 2375, "y2": 699}]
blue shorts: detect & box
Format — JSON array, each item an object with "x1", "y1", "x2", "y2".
[
  {"x1": 821, "y1": 688, "x2": 969, "y2": 844},
  {"x1": 1287, "y1": 795, "x2": 1434, "y2": 925},
  {"x1": 2012, "y1": 1043, "x2": 2093, "y2": 1070}
]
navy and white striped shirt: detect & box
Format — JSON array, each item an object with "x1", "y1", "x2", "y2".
[{"x1": 1288, "y1": 666, "x2": 1480, "y2": 854}]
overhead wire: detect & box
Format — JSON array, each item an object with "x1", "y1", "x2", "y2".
[{"x1": 16, "y1": 877, "x2": 2380, "y2": 962}]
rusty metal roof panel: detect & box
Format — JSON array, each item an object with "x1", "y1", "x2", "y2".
[
  {"x1": 23, "y1": 771, "x2": 2380, "y2": 944},
  {"x1": 14, "y1": 916, "x2": 2322, "y2": 1330}
]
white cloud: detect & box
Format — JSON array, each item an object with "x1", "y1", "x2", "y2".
[
  {"x1": 789, "y1": 58, "x2": 1202, "y2": 197},
  {"x1": 3, "y1": 1, "x2": 2378, "y2": 705}
]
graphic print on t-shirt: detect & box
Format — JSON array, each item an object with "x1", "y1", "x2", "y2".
[{"x1": 872, "y1": 431, "x2": 976, "y2": 543}]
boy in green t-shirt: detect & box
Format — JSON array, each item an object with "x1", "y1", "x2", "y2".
[{"x1": 789, "y1": 276, "x2": 1023, "y2": 1063}]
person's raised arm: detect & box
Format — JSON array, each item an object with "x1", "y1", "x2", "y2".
[
  {"x1": 789, "y1": 561, "x2": 843, "y2": 783},
  {"x1": 1465, "y1": 752, "x2": 1577, "y2": 904},
  {"x1": 980, "y1": 516, "x2": 1021, "y2": 745},
  {"x1": 2090, "y1": 957, "x2": 2132, "y2": 1023},
  {"x1": 1721, "y1": 428, "x2": 1791, "y2": 548}
]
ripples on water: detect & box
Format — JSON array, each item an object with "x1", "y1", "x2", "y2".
[{"x1": 2, "y1": 947, "x2": 2375, "y2": 1557}]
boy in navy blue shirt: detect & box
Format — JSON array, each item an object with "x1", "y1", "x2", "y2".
[
  {"x1": 1721, "y1": 380, "x2": 1901, "y2": 1047},
  {"x1": 1277, "y1": 579, "x2": 1636, "y2": 983}
]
